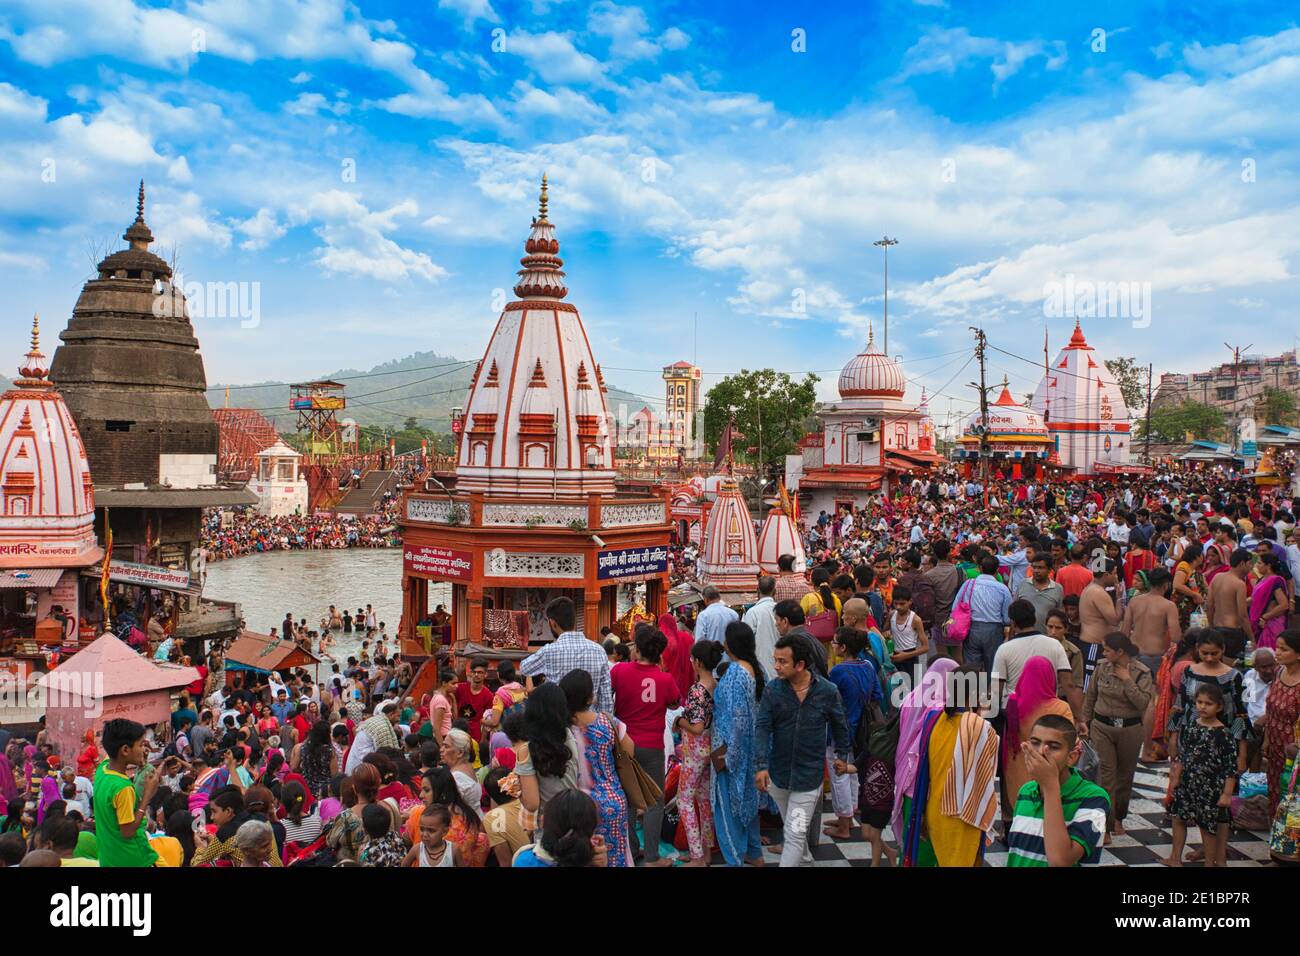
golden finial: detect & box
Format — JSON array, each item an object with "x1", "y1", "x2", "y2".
[
  {"x1": 866, "y1": 321, "x2": 874, "y2": 350},
  {"x1": 136, "y1": 179, "x2": 146, "y2": 221},
  {"x1": 538, "y1": 172, "x2": 549, "y2": 221},
  {"x1": 30, "y1": 313, "x2": 40, "y2": 353}
]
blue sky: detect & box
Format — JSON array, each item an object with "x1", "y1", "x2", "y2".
[{"x1": 2, "y1": 0, "x2": 1299, "y2": 431}]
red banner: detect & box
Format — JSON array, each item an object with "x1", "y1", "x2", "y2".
[{"x1": 403, "y1": 545, "x2": 473, "y2": 581}]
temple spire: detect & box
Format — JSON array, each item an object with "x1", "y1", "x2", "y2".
[
  {"x1": 866, "y1": 322, "x2": 875, "y2": 351},
  {"x1": 538, "y1": 173, "x2": 549, "y2": 222},
  {"x1": 16, "y1": 312, "x2": 50, "y2": 387},
  {"x1": 123, "y1": 179, "x2": 154, "y2": 250}
]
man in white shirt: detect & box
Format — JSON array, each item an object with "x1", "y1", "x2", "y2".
[
  {"x1": 742, "y1": 575, "x2": 781, "y2": 680},
  {"x1": 1243, "y1": 647, "x2": 1277, "y2": 726},
  {"x1": 694, "y1": 586, "x2": 739, "y2": 645},
  {"x1": 992, "y1": 598, "x2": 1077, "y2": 721}
]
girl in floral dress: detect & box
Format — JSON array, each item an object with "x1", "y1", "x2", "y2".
[
  {"x1": 673, "y1": 641, "x2": 723, "y2": 866},
  {"x1": 561, "y1": 669, "x2": 634, "y2": 867},
  {"x1": 1163, "y1": 684, "x2": 1243, "y2": 868}
]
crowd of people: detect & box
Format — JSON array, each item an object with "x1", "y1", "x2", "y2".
[
  {"x1": 3, "y1": 460, "x2": 1300, "y2": 869},
  {"x1": 200, "y1": 502, "x2": 400, "y2": 562}
]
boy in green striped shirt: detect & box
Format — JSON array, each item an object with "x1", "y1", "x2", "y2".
[{"x1": 1007, "y1": 713, "x2": 1110, "y2": 867}]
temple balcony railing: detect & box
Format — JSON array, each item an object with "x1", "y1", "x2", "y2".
[{"x1": 402, "y1": 491, "x2": 668, "y2": 530}]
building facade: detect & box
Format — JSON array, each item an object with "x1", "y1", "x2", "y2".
[
  {"x1": 1154, "y1": 348, "x2": 1300, "y2": 416},
  {"x1": 789, "y1": 325, "x2": 941, "y2": 517}
]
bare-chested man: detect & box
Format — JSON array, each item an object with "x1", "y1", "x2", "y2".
[
  {"x1": 1122, "y1": 567, "x2": 1181, "y2": 671},
  {"x1": 1121, "y1": 567, "x2": 1180, "y2": 759},
  {"x1": 1206, "y1": 548, "x2": 1254, "y2": 661},
  {"x1": 1079, "y1": 558, "x2": 1122, "y2": 685}
]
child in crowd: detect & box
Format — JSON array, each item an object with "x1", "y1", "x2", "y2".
[
  {"x1": 358, "y1": 802, "x2": 406, "y2": 866},
  {"x1": 404, "y1": 803, "x2": 457, "y2": 867},
  {"x1": 1162, "y1": 684, "x2": 1242, "y2": 868}
]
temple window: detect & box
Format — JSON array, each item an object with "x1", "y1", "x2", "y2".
[{"x1": 105, "y1": 420, "x2": 134, "y2": 432}]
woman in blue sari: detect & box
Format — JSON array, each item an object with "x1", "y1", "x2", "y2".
[{"x1": 710, "y1": 621, "x2": 766, "y2": 867}]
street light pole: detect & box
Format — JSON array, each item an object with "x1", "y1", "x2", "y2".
[{"x1": 874, "y1": 236, "x2": 898, "y2": 357}]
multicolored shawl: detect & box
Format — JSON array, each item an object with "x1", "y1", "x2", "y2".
[
  {"x1": 942, "y1": 711, "x2": 1000, "y2": 833},
  {"x1": 890, "y1": 657, "x2": 959, "y2": 840}
]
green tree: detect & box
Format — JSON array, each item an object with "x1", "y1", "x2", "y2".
[
  {"x1": 1138, "y1": 401, "x2": 1227, "y2": 443},
  {"x1": 702, "y1": 369, "x2": 819, "y2": 470},
  {"x1": 1104, "y1": 357, "x2": 1147, "y2": 411},
  {"x1": 1257, "y1": 386, "x2": 1297, "y2": 426}
]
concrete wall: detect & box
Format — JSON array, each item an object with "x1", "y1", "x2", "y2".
[{"x1": 46, "y1": 689, "x2": 173, "y2": 762}]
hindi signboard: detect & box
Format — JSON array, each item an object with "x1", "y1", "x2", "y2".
[
  {"x1": 597, "y1": 545, "x2": 670, "y2": 581},
  {"x1": 107, "y1": 560, "x2": 193, "y2": 592},
  {"x1": 403, "y1": 545, "x2": 473, "y2": 581}
]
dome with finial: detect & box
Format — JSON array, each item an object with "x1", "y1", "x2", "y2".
[
  {"x1": 94, "y1": 180, "x2": 172, "y2": 280},
  {"x1": 0, "y1": 315, "x2": 101, "y2": 568},
  {"x1": 454, "y1": 176, "x2": 616, "y2": 496},
  {"x1": 838, "y1": 323, "x2": 906, "y2": 399},
  {"x1": 513, "y1": 172, "x2": 568, "y2": 300},
  {"x1": 49, "y1": 181, "x2": 218, "y2": 488}
]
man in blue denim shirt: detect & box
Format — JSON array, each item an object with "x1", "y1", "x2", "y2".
[{"x1": 754, "y1": 633, "x2": 851, "y2": 867}]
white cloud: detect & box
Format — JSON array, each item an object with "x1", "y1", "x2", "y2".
[
  {"x1": 151, "y1": 190, "x2": 233, "y2": 250},
  {"x1": 236, "y1": 207, "x2": 287, "y2": 250},
  {"x1": 297, "y1": 190, "x2": 447, "y2": 282},
  {"x1": 587, "y1": 3, "x2": 689, "y2": 61},
  {"x1": 289, "y1": 71, "x2": 312, "y2": 83},
  {"x1": 49, "y1": 113, "x2": 162, "y2": 164},
  {"x1": 900, "y1": 27, "x2": 1067, "y2": 87},
  {"x1": 437, "y1": 0, "x2": 500, "y2": 29},
  {"x1": 507, "y1": 29, "x2": 607, "y2": 85},
  {"x1": 0, "y1": 82, "x2": 48, "y2": 124},
  {"x1": 1182, "y1": 27, "x2": 1300, "y2": 76},
  {"x1": 508, "y1": 81, "x2": 609, "y2": 124},
  {"x1": 167, "y1": 155, "x2": 193, "y2": 183}
]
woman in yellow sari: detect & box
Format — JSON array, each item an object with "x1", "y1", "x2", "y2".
[{"x1": 903, "y1": 665, "x2": 1000, "y2": 866}]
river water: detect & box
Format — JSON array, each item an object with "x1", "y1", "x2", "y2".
[{"x1": 202, "y1": 548, "x2": 451, "y2": 661}]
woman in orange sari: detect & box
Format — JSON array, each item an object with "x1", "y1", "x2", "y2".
[{"x1": 1000, "y1": 656, "x2": 1073, "y2": 827}]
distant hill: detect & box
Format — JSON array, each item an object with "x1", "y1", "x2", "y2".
[{"x1": 206, "y1": 351, "x2": 645, "y2": 431}]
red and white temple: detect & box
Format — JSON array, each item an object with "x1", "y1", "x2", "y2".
[
  {"x1": 788, "y1": 324, "x2": 942, "y2": 516},
  {"x1": 956, "y1": 379, "x2": 1056, "y2": 478},
  {"x1": 696, "y1": 477, "x2": 760, "y2": 599},
  {"x1": 757, "y1": 505, "x2": 805, "y2": 573},
  {"x1": 1029, "y1": 320, "x2": 1139, "y2": 476},
  {"x1": 399, "y1": 178, "x2": 671, "y2": 656},
  {"x1": 0, "y1": 316, "x2": 103, "y2": 688}
]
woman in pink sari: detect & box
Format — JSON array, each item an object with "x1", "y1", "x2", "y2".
[
  {"x1": 1001, "y1": 656, "x2": 1074, "y2": 826},
  {"x1": 1249, "y1": 553, "x2": 1290, "y2": 650}
]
